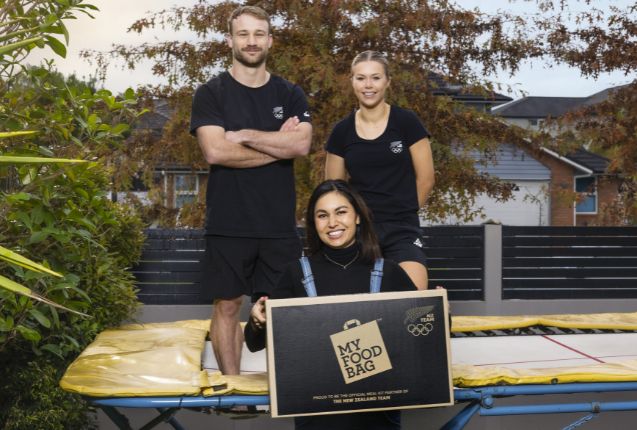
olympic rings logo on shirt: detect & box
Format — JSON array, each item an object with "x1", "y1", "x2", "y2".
[{"x1": 407, "y1": 323, "x2": 433, "y2": 336}]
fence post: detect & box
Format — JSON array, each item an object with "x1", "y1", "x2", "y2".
[{"x1": 483, "y1": 224, "x2": 503, "y2": 312}]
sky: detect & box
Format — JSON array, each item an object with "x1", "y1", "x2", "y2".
[{"x1": 27, "y1": 0, "x2": 635, "y2": 99}]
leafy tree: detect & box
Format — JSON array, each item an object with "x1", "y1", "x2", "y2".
[
  {"x1": 549, "y1": 83, "x2": 637, "y2": 224},
  {"x1": 532, "y1": 1, "x2": 637, "y2": 223},
  {"x1": 89, "y1": 0, "x2": 543, "y2": 225},
  {"x1": 0, "y1": 0, "x2": 100, "y2": 305},
  {"x1": 89, "y1": 0, "x2": 635, "y2": 225},
  {"x1": 0, "y1": 1, "x2": 146, "y2": 427}
]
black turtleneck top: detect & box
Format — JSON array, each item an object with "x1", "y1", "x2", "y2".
[{"x1": 244, "y1": 243, "x2": 415, "y2": 352}]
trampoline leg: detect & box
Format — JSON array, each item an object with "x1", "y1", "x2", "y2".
[
  {"x1": 138, "y1": 407, "x2": 180, "y2": 430},
  {"x1": 100, "y1": 406, "x2": 133, "y2": 430},
  {"x1": 158, "y1": 408, "x2": 187, "y2": 430},
  {"x1": 440, "y1": 401, "x2": 481, "y2": 430}
]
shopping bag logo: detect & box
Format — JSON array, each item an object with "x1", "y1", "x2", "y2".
[{"x1": 330, "y1": 319, "x2": 392, "y2": 384}]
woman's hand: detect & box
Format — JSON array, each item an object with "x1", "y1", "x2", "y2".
[{"x1": 250, "y1": 296, "x2": 268, "y2": 330}]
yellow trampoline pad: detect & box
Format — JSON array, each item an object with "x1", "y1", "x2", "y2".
[{"x1": 60, "y1": 312, "x2": 637, "y2": 396}]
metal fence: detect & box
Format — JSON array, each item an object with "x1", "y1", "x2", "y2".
[{"x1": 131, "y1": 226, "x2": 637, "y2": 305}]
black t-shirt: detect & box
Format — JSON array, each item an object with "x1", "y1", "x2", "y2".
[
  {"x1": 326, "y1": 106, "x2": 430, "y2": 226},
  {"x1": 190, "y1": 71, "x2": 311, "y2": 237}
]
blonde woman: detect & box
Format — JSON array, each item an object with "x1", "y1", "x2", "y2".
[{"x1": 325, "y1": 51, "x2": 435, "y2": 290}]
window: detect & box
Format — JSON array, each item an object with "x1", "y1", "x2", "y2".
[
  {"x1": 174, "y1": 174, "x2": 198, "y2": 208},
  {"x1": 575, "y1": 176, "x2": 597, "y2": 214}
]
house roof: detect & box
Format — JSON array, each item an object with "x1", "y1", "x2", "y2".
[
  {"x1": 135, "y1": 99, "x2": 172, "y2": 133},
  {"x1": 565, "y1": 148, "x2": 610, "y2": 174},
  {"x1": 427, "y1": 72, "x2": 512, "y2": 105},
  {"x1": 491, "y1": 85, "x2": 626, "y2": 118},
  {"x1": 471, "y1": 144, "x2": 610, "y2": 179},
  {"x1": 584, "y1": 85, "x2": 629, "y2": 105},
  {"x1": 491, "y1": 96, "x2": 585, "y2": 118}
]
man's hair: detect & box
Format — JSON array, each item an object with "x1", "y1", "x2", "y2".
[
  {"x1": 351, "y1": 50, "x2": 390, "y2": 78},
  {"x1": 305, "y1": 180, "x2": 381, "y2": 262},
  {"x1": 227, "y1": 5, "x2": 271, "y2": 34}
]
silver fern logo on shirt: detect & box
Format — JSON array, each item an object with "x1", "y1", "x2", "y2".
[
  {"x1": 389, "y1": 141, "x2": 403, "y2": 154},
  {"x1": 273, "y1": 106, "x2": 284, "y2": 120}
]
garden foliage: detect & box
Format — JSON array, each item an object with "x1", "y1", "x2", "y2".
[{"x1": 0, "y1": 1, "x2": 145, "y2": 428}]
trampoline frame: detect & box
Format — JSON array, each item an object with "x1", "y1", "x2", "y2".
[{"x1": 89, "y1": 382, "x2": 637, "y2": 430}]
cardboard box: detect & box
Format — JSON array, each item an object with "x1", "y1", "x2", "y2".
[{"x1": 266, "y1": 289, "x2": 453, "y2": 417}]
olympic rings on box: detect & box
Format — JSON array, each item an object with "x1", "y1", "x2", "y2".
[{"x1": 407, "y1": 322, "x2": 433, "y2": 336}]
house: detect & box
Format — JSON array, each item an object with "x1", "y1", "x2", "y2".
[
  {"x1": 445, "y1": 143, "x2": 619, "y2": 226},
  {"x1": 460, "y1": 87, "x2": 624, "y2": 226},
  {"x1": 118, "y1": 99, "x2": 207, "y2": 210}
]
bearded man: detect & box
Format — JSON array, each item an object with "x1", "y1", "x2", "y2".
[{"x1": 190, "y1": 5, "x2": 312, "y2": 375}]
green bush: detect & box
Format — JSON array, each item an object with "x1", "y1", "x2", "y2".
[
  {"x1": 0, "y1": 361, "x2": 98, "y2": 430},
  {"x1": 1, "y1": 12, "x2": 146, "y2": 423},
  {"x1": 0, "y1": 162, "x2": 144, "y2": 429}
]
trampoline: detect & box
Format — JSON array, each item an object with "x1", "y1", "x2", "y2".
[{"x1": 60, "y1": 314, "x2": 637, "y2": 430}]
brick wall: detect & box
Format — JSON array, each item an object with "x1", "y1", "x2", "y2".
[{"x1": 535, "y1": 151, "x2": 576, "y2": 226}]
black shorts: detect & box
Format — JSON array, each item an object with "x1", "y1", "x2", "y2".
[
  {"x1": 201, "y1": 235, "x2": 302, "y2": 302},
  {"x1": 374, "y1": 222, "x2": 427, "y2": 267}
]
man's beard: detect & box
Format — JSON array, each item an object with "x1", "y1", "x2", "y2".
[{"x1": 234, "y1": 46, "x2": 268, "y2": 68}]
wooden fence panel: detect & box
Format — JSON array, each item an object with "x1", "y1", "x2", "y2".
[
  {"x1": 132, "y1": 226, "x2": 637, "y2": 304},
  {"x1": 502, "y1": 226, "x2": 637, "y2": 300},
  {"x1": 131, "y1": 229, "x2": 205, "y2": 305},
  {"x1": 422, "y1": 226, "x2": 484, "y2": 301},
  {"x1": 132, "y1": 227, "x2": 486, "y2": 304}
]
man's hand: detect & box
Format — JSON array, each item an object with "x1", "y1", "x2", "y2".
[{"x1": 279, "y1": 115, "x2": 300, "y2": 132}]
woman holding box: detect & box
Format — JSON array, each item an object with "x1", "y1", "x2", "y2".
[{"x1": 245, "y1": 179, "x2": 415, "y2": 430}]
